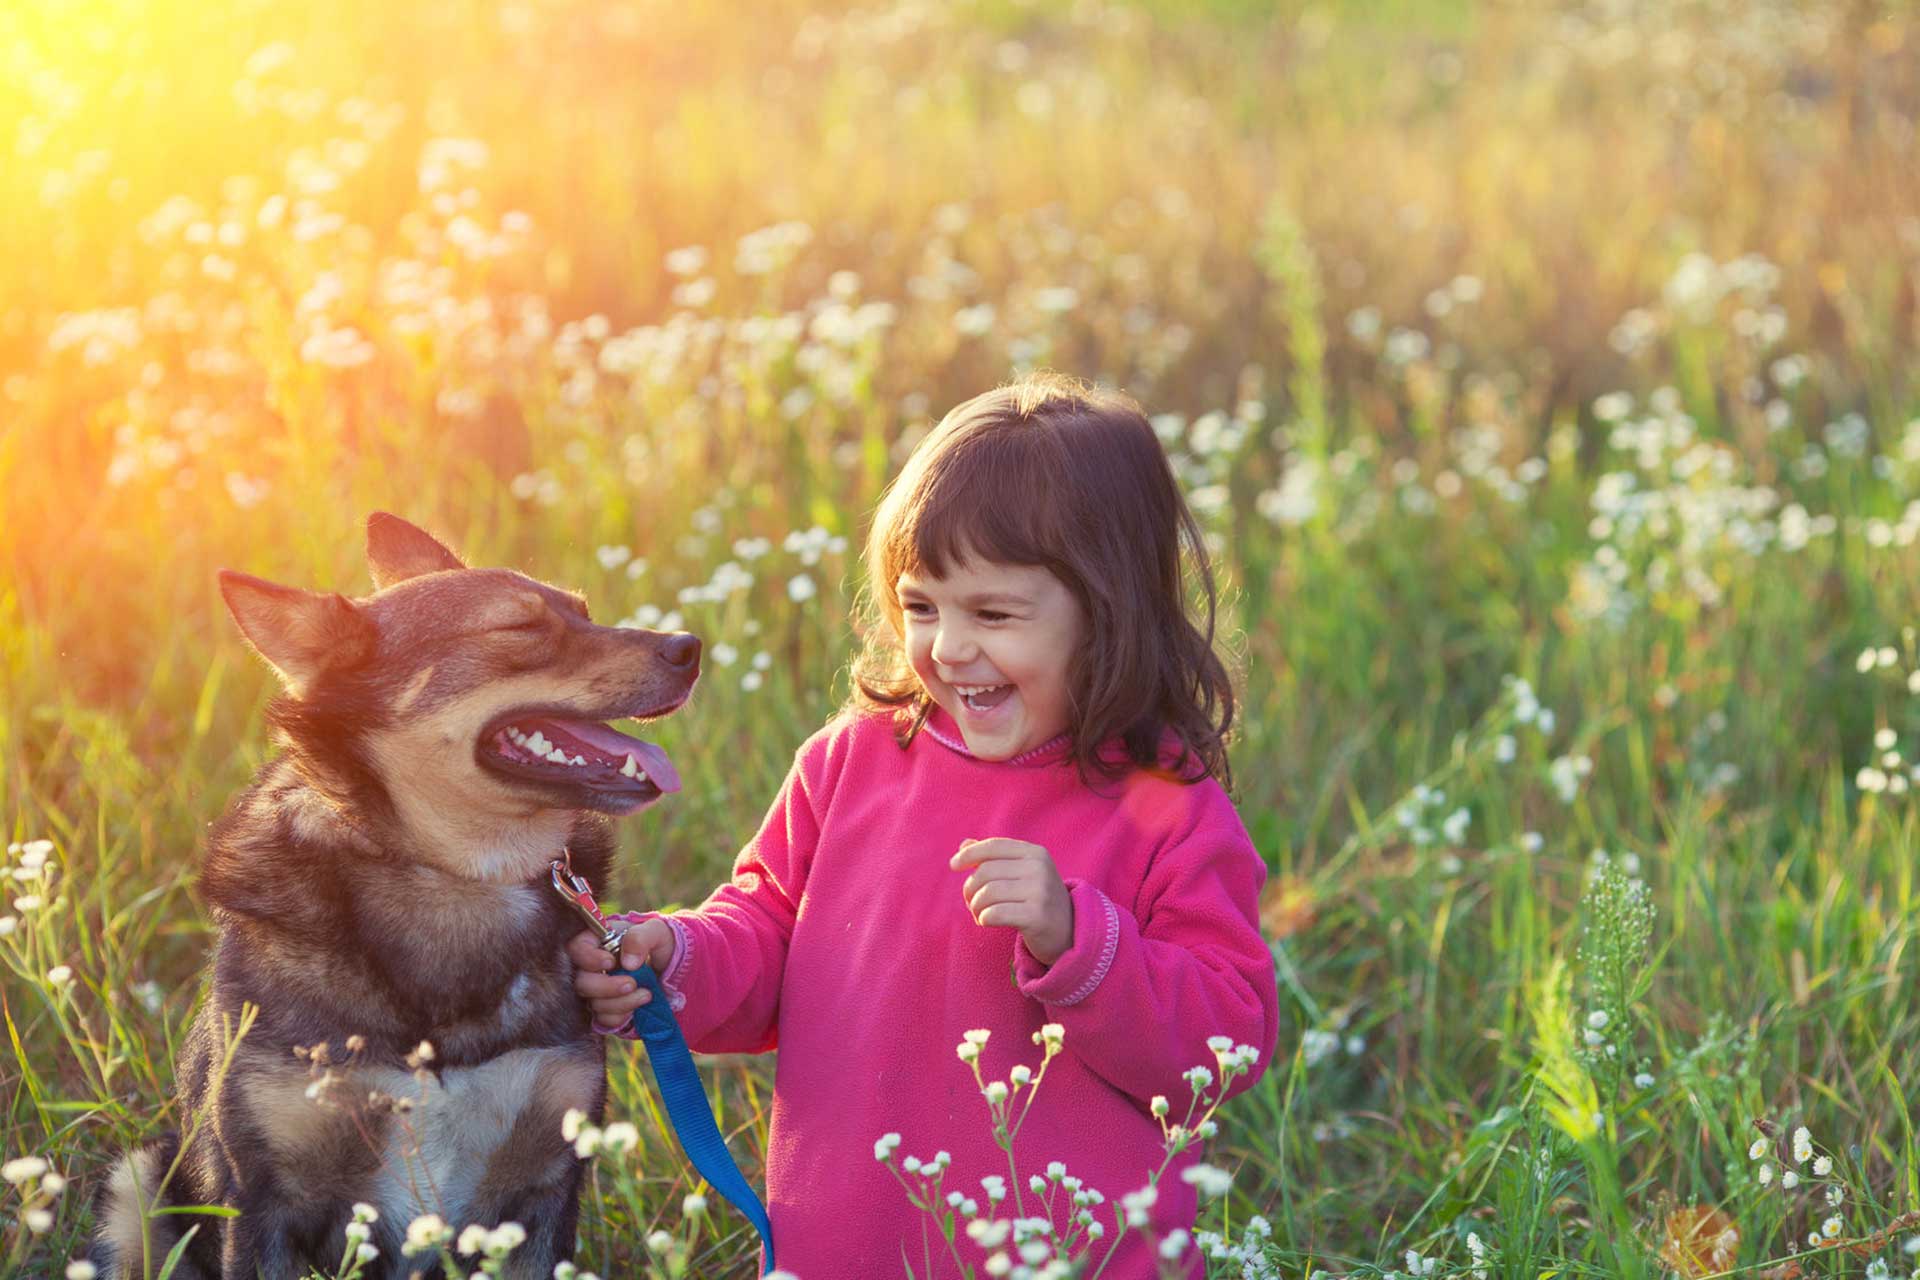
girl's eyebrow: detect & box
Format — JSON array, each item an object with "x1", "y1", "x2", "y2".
[{"x1": 897, "y1": 582, "x2": 1032, "y2": 608}]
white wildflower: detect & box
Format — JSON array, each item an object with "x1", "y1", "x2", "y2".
[
  {"x1": 3, "y1": 1157, "x2": 49, "y2": 1185},
  {"x1": 403, "y1": 1214, "x2": 450, "y2": 1255},
  {"x1": 1179, "y1": 1164, "x2": 1233, "y2": 1197}
]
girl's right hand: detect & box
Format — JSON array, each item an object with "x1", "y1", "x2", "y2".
[{"x1": 568, "y1": 918, "x2": 677, "y2": 1032}]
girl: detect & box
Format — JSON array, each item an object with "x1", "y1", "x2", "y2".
[{"x1": 570, "y1": 372, "x2": 1279, "y2": 1278}]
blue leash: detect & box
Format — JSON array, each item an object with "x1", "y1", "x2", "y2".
[{"x1": 552, "y1": 857, "x2": 777, "y2": 1274}]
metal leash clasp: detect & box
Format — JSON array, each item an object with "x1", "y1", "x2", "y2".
[{"x1": 549, "y1": 849, "x2": 629, "y2": 956}]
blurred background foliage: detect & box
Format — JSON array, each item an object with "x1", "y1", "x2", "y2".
[{"x1": 5, "y1": 0, "x2": 1920, "y2": 1275}]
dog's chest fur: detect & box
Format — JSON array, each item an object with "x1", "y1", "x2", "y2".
[{"x1": 236, "y1": 1040, "x2": 603, "y2": 1230}]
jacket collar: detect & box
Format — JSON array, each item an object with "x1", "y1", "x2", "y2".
[{"x1": 919, "y1": 705, "x2": 1073, "y2": 767}]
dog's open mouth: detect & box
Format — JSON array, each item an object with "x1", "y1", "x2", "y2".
[{"x1": 477, "y1": 713, "x2": 681, "y2": 812}]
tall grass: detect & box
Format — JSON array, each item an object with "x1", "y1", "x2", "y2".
[{"x1": 4, "y1": 0, "x2": 1920, "y2": 1275}]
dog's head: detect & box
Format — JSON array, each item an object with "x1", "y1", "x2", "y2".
[{"x1": 219, "y1": 515, "x2": 699, "y2": 867}]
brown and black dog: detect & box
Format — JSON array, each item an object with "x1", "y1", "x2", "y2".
[{"x1": 92, "y1": 513, "x2": 698, "y2": 1279}]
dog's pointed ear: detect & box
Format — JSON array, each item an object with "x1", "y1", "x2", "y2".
[
  {"x1": 219, "y1": 570, "x2": 376, "y2": 695},
  {"x1": 366, "y1": 512, "x2": 466, "y2": 590}
]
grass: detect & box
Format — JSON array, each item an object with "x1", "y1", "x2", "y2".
[{"x1": 4, "y1": 0, "x2": 1920, "y2": 1275}]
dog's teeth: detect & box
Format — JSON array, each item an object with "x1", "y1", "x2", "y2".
[
  {"x1": 545, "y1": 748, "x2": 568, "y2": 763},
  {"x1": 570, "y1": 754, "x2": 586, "y2": 766},
  {"x1": 620, "y1": 756, "x2": 638, "y2": 778},
  {"x1": 527, "y1": 733, "x2": 549, "y2": 753}
]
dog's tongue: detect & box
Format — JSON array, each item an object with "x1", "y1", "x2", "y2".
[{"x1": 549, "y1": 719, "x2": 681, "y2": 793}]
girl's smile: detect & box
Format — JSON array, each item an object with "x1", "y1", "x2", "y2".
[{"x1": 896, "y1": 558, "x2": 1086, "y2": 761}]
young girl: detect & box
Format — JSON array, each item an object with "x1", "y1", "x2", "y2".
[{"x1": 570, "y1": 372, "x2": 1279, "y2": 1278}]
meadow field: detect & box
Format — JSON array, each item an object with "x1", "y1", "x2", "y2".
[{"x1": 5, "y1": 0, "x2": 1920, "y2": 1274}]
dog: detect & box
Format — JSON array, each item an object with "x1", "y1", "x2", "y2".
[{"x1": 92, "y1": 513, "x2": 699, "y2": 1279}]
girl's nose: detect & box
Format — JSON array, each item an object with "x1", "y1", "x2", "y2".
[{"x1": 930, "y1": 624, "x2": 975, "y2": 667}]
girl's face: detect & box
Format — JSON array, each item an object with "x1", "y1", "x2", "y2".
[{"x1": 896, "y1": 557, "x2": 1086, "y2": 761}]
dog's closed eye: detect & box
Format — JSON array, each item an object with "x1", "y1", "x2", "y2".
[
  {"x1": 499, "y1": 614, "x2": 550, "y2": 633},
  {"x1": 488, "y1": 595, "x2": 553, "y2": 633}
]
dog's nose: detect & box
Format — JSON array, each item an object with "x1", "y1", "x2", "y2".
[{"x1": 661, "y1": 632, "x2": 701, "y2": 668}]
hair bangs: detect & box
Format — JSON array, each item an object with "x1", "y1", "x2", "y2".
[{"x1": 896, "y1": 431, "x2": 1068, "y2": 585}]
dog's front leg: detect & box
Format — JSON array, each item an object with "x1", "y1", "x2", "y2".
[
  {"x1": 483, "y1": 1167, "x2": 588, "y2": 1280},
  {"x1": 460, "y1": 1041, "x2": 605, "y2": 1277},
  {"x1": 217, "y1": 1195, "x2": 341, "y2": 1280}
]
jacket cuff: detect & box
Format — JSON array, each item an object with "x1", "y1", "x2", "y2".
[{"x1": 1015, "y1": 879, "x2": 1121, "y2": 1008}]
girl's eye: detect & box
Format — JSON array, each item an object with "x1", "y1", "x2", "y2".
[
  {"x1": 977, "y1": 611, "x2": 1010, "y2": 623},
  {"x1": 901, "y1": 601, "x2": 934, "y2": 618}
]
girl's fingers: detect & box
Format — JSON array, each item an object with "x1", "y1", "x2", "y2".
[
  {"x1": 589, "y1": 987, "x2": 652, "y2": 1020},
  {"x1": 976, "y1": 903, "x2": 1028, "y2": 930},
  {"x1": 576, "y1": 970, "x2": 641, "y2": 1000},
  {"x1": 964, "y1": 863, "x2": 1032, "y2": 902},
  {"x1": 593, "y1": 998, "x2": 646, "y2": 1031},
  {"x1": 568, "y1": 930, "x2": 615, "y2": 970},
  {"x1": 617, "y1": 920, "x2": 676, "y2": 973},
  {"x1": 967, "y1": 875, "x2": 1033, "y2": 915}
]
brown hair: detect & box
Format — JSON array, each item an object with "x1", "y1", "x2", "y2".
[{"x1": 849, "y1": 371, "x2": 1236, "y2": 790}]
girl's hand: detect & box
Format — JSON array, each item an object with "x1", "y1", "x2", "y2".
[
  {"x1": 950, "y1": 837, "x2": 1075, "y2": 965},
  {"x1": 568, "y1": 919, "x2": 676, "y2": 1032}
]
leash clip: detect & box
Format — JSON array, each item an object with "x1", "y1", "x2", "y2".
[{"x1": 549, "y1": 850, "x2": 628, "y2": 956}]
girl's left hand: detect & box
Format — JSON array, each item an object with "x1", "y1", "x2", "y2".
[{"x1": 951, "y1": 837, "x2": 1075, "y2": 965}]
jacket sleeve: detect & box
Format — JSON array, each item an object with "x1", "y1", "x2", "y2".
[
  {"x1": 1011, "y1": 791, "x2": 1278, "y2": 1110},
  {"x1": 643, "y1": 735, "x2": 826, "y2": 1054}
]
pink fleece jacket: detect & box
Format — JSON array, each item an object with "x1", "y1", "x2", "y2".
[{"x1": 607, "y1": 706, "x2": 1278, "y2": 1279}]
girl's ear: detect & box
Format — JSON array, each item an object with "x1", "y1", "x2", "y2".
[
  {"x1": 366, "y1": 511, "x2": 467, "y2": 590},
  {"x1": 218, "y1": 570, "x2": 376, "y2": 696}
]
